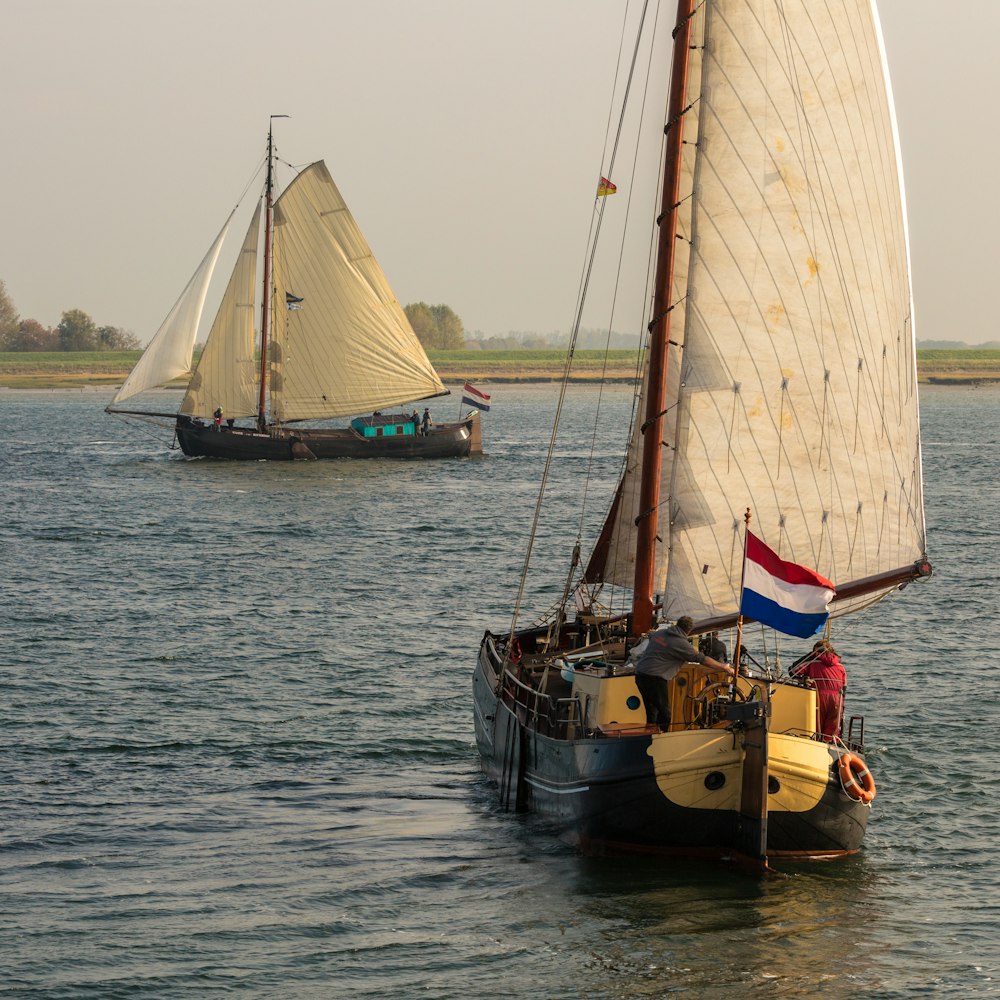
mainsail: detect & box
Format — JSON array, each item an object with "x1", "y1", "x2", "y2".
[
  {"x1": 110, "y1": 215, "x2": 233, "y2": 407},
  {"x1": 592, "y1": 0, "x2": 925, "y2": 621},
  {"x1": 268, "y1": 161, "x2": 446, "y2": 422}
]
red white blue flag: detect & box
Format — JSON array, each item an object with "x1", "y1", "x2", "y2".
[
  {"x1": 461, "y1": 381, "x2": 491, "y2": 411},
  {"x1": 739, "y1": 531, "x2": 835, "y2": 638}
]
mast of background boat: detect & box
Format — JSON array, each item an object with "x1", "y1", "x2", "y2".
[
  {"x1": 256, "y1": 118, "x2": 286, "y2": 431},
  {"x1": 632, "y1": 0, "x2": 695, "y2": 637}
]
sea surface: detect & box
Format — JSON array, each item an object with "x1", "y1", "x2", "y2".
[{"x1": 1, "y1": 383, "x2": 998, "y2": 999}]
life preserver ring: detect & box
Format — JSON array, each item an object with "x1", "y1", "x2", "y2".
[
  {"x1": 509, "y1": 637, "x2": 522, "y2": 664},
  {"x1": 837, "y1": 752, "x2": 876, "y2": 803}
]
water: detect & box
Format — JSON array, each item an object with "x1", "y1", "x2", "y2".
[{"x1": 1, "y1": 383, "x2": 998, "y2": 999}]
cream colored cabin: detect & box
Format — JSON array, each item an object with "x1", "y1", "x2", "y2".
[{"x1": 567, "y1": 661, "x2": 819, "y2": 740}]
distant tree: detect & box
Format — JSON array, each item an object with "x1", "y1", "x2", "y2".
[
  {"x1": 405, "y1": 302, "x2": 437, "y2": 346},
  {"x1": 404, "y1": 301, "x2": 465, "y2": 349},
  {"x1": 0, "y1": 280, "x2": 18, "y2": 342},
  {"x1": 429, "y1": 304, "x2": 464, "y2": 349},
  {"x1": 57, "y1": 309, "x2": 98, "y2": 351},
  {"x1": 97, "y1": 325, "x2": 141, "y2": 350},
  {"x1": 4, "y1": 319, "x2": 58, "y2": 351}
]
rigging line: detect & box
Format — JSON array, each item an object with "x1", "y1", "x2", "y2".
[
  {"x1": 567, "y1": 0, "x2": 637, "y2": 541},
  {"x1": 601, "y1": 0, "x2": 653, "y2": 192},
  {"x1": 576, "y1": 0, "x2": 664, "y2": 548},
  {"x1": 506, "y1": 0, "x2": 655, "y2": 646},
  {"x1": 580, "y1": 5, "x2": 669, "y2": 621},
  {"x1": 564, "y1": 0, "x2": 638, "y2": 353},
  {"x1": 232, "y1": 156, "x2": 267, "y2": 213}
]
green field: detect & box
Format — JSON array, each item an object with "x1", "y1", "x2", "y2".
[{"x1": 1, "y1": 348, "x2": 998, "y2": 389}]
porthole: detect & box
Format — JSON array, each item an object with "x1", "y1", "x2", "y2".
[
  {"x1": 626, "y1": 695, "x2": 641, "y2": 710},
  {"x1": 768, "y1": 776, "x2": 781, "y2": 795},
  {"x1": 704, "y1": 771, "x2": 726, "y2": 791}
]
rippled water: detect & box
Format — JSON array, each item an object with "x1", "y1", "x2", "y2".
[{"x1": 1, "y1": 384, "x2": 998, "y2": 999}]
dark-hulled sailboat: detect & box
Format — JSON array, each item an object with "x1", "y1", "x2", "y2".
[
  {"x1": 107, "y1": 122, "x2": 482, "y2": 460},
  {"x1": 473, "y1": 0, "x2": 930, "y2": 867}
]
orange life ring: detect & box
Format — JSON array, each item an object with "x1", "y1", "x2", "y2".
[{"x1": 837, "y1": 752, "x2": 876, "y2": 803}]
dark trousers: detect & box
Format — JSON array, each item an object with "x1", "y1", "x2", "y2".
[{"x1": 635, "y1": 672, "x2": 671, "y2": 731}]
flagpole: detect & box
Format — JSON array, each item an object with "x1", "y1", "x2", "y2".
[{"x1": 734, "y1": 508, "x2": 751, "y2": 688}]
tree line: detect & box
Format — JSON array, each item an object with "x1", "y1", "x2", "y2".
[
  {"x1": 0, "y1": 281, "x2": 140, "y2": 352},
  {"x1": 1, "y1": 278, "x2": 646, "y2": 354}
]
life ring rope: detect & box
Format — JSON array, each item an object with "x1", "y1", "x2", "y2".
[{"x1": 837, "y1": 752, "x2": 876, "y2": 804}]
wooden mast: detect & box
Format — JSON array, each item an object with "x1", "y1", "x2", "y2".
[
  {"x1": 256, "y1": 121, "x2": 276, "y2": 431},
  {"x1": 632, "y1": 0, "x2": 696, "y2": 637}
]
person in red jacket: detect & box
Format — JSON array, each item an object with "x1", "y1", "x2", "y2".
[{"x1": 791, "y1": 639, "x2": 846, "y2": 740}]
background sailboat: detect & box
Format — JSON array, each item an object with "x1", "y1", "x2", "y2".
[
  {"x1": 474, "y1": 0, "x2": 930, "y2": 865},
  {"x1": 107, "y1": 123, "x2": 482, "y2": 460}
]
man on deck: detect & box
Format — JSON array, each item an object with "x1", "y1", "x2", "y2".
[{"x1": 634, "y1": 615, "x2": 733, "y2": 732}]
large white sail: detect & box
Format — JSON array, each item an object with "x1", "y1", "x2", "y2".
[
  {"x1": 596, "y1": 0, "x2": 925, "y2": 622},
  {"x1": 269, "y1": 161, "x2": 445, "y2": 422},
  {"x1": 180, "y1": 202, "x2": 261, "y2": 420},
  {"x1": 111, "y1": 215, "x2": 232, "y2": 406}
]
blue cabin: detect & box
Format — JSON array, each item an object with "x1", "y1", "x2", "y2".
[{"x1": 350, "y1": 412, "x2": 419, "y2": 438}]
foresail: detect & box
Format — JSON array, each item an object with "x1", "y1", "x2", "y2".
[
  {"x1": 111, "y1": 214, "x2": 233, "y2": 405},
  {"x1": 596, "y1": 0, "x2": 926, "y2": 622},
  {"x1": 269, "y1": 161, "x2": 445, "y2": 422},
  {"x1": 180, "y1": 202, "x2": 262, "y2": 420}
]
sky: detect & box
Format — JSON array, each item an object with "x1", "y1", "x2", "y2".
[{"x1": 2, "y1": 0, "x2": 995, "y2": 346}]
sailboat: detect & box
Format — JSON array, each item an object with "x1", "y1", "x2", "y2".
[
  {"x1": 473, "y1": 0, "x2": 931, "y2": 866},
  {"x1": 107, "y1": 122, "x2": 482, "y2": 460}
]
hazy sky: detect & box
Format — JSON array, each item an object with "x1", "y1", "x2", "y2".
[{"x1": 2, "y1": 0, "x2": 995, "y2": 345}]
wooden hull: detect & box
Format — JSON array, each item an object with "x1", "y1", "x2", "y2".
[
  {"x1": 175, "y1": 412, "x2": 481, "y2": 460},
  {"x1": 473, "y1": 633, "x2": 870, "y2": 861}
]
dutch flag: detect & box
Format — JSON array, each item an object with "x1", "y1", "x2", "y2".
[
  {"x1": 739, "y1": 531, "x2": 835, "y2": 638},
  {"x1": 461, "y1": 381, "x2": 491, "y2": 412}
]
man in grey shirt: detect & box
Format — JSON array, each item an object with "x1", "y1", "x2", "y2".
[{"x1": 634, "y1": 615, "x2": 733, "y2": 732}]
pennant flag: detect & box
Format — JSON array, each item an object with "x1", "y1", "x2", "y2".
[
  {"x1": 286, "y1": 291, "x2": 304, "y2": 311},
  {"x1": 740, "y1": 531, "x2": 835, "y2": 638},
  {"x1": 597, "y1": 176, "x2": 617, "y2": 197},
  {"x1": 461, "y1": 381, "x2": 491, "y2": 412}
]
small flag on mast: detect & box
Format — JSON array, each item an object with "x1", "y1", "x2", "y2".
[
  {"x1": 597, "y1": 176, "x2": 617, "y2": 197},
  {"x1": 739, "y1": 531, "x2": 835, "y2": 638},
  {"x1": 286, "y1": 291, "x2": 304, "y2": 311},
  {"x1": 461, "y1": 381, "x2": 491, "y2": 412}
]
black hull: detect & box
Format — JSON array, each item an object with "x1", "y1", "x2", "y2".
[
  {"x1": 175, "y1": 413, "x2": 481, "y2": 460},
  {"x1": 473, "y1": 635, "x2": 869, "y2": 861}
]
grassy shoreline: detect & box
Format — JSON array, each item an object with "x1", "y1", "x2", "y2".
[{"x1": 2, "y1": 349, "x2": 999, "y2": 389}]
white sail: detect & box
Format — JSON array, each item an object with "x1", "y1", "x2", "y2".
[
  {"x1": 268, "y1": 161, "x2": 445, "y2": 423},
  {"x1": 180, "y1": 202, "x2": 261, "y2": 420},
  {"x1": 111, "y1": 214, "x2": 233, "y2": 405},
  {"x1": 597, "y1": 0, "x2": 925, "y2": 621}
]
